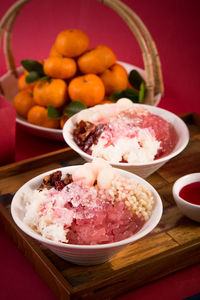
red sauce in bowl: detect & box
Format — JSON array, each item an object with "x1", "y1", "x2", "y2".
[{"x1": 179, "y1": 182, "x2": 200, "y2": 205}]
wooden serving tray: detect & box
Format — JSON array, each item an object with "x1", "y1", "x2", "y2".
[{"x1": 0, "y1": 112, "x2": 200, "y2": 300}]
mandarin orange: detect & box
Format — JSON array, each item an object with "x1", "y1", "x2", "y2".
[
  {"x1": 55, "y1": 29, "x2": 89, "y2": 58},
  {"x1": 100, "y1": 63, "x2": 128, "y2": 95},
  {"x1": 68, "y1": 74, "x2": 105, "y2": 107},
  {"x1": 33, "y1": 79, "x2": 67, "y2": 108},
  {"x1": 18, "y1": 72, "x2": 36, "y2": 91},
  {"x1": 77, "y1": 45, "x2": 116, "y2": 74},
  {"x1": 27, "y1": 105, "x2": 59, "y2": 129},
  {"x1": 44, "y1": 57, "x2": 77, "y2": 79},
  {"x1": 13, "y1": 88, "x2": 35, "y2": 118}
]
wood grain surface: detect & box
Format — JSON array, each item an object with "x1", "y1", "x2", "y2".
[{"x1": 0, "y1": 113, "x2": 199, "y2": 300}]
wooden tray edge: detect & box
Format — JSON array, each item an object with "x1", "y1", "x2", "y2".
[{"x1": 0, "y1": 146, "x2": 77, "y2": 179}]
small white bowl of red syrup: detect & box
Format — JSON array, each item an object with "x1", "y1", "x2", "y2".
[{"x1": 173, "y1": 173, "x2": 200, "y2": 222}]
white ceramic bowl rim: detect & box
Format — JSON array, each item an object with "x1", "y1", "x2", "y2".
[
  {"x1": 63, "y1": 103, "x2": 190, "y2": 166},
  {"x1": 18, "y1": 116, "x2": 63, "y2": 134},
  {"x1": 173, "y1": 172, "x2": 200, "y2": 207},
  {"x1": 11, "y1": 166, "x2": 163, "y2": 250}
]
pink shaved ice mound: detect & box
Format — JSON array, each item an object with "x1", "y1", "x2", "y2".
[
  {"x1": 68, "y1": 201, "x2": 144, "y2": 245},
  {"x1": 23, "y1": 160, "x2": 154, "y2": 245},
  {"x1": 73, "y1": 99, "x2": 177, "y2": 163}
]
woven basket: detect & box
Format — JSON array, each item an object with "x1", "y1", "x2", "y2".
[{"x1": 0, "y1": 0, "x2": 164, "y2": 105}]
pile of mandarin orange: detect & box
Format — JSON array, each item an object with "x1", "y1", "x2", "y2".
[{"x1": 14, "y1": 29, "x2": 129, "y2": 129}]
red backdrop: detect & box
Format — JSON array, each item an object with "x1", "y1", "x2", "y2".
[
  {"x1": 0, "y1": 1, "x2": 200, "y2": 300},
  {"x1": 0, "y1": 0, "x2": 200, "y2": 115}
]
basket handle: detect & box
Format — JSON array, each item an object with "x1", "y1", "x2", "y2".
[
  {"x1": 0, "y1": 0, "x2": 31, "y2": 77},
  {"x1": 98, "y1": 0, "x2": 164, "y2": 104},
  {"x1": 0, "y1": 0, "x2": 30, "y2": 94},
  {"x1": 0, "y1": 0, "x2": 164, "y2": 105},
  {"x1": 109, "y1": 0, "x2": 164, "y2": 97}
]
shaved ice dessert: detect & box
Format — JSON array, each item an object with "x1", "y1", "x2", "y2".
[
  {"x1": 73, "y1": 98, "x2": 177, "y2": 164},
  {"x1": 23, "y1": 159, "x2": 154, "y2": 245}
]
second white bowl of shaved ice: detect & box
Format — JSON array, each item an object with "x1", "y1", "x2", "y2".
[
  {"x1": 63, "y1": 98, "x2": 189, "y2": 178},
  {"x1": 11, "y1": 159, "x2": 162, "y2": 266}
]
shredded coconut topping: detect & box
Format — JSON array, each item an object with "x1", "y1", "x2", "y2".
[{"x1": 73, "y1": 99, "x2": 177, "y2": 163}]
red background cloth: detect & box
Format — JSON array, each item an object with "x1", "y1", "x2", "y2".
[
  {"x1": 0, "y1": 0, "x2": 200, "y2": 299},
  {"x1": 1, "y1": 0, "x2": 200, "y2": 116}
]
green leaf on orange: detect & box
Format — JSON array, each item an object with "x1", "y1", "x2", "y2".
[
  {"x1": 110, "y1": 88, "x2": 139, "y2": 103},
  {"x1": 64, "y1": 101, "x2": 87, "y2": 116},
  {"x1": 109, "y1": 90, "x2": 123, "y2": 102},
  {"x1": 25, "y1": 71, "x2": 48, "y2": 83},
  {"x1": 128, "y1": 69, "x2": 144, "y2": 91},
  {"x1": 47, "y1": 105, "x2": 62, "y2": 120},
  {"x1": 21, "y1": 59, "x2": 44, "y2": 75}
]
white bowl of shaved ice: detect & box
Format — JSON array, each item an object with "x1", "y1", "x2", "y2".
[
  {"x1": 63, "y1": 98, "x2": 189, "y2": 178},
  {"x1": 11, "y1": 159, "x2": 162, "y2": 266}
]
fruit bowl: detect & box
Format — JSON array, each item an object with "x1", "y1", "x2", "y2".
[
  {"x1": 11, "y1": 164, "x2": 163, "y2": 266},
  {"x1": 0, "y1": 62, "x2": 162, "y2": 141},
  {"x1": 63, "y1": 102, "x2": 189, "y2": 178}
]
